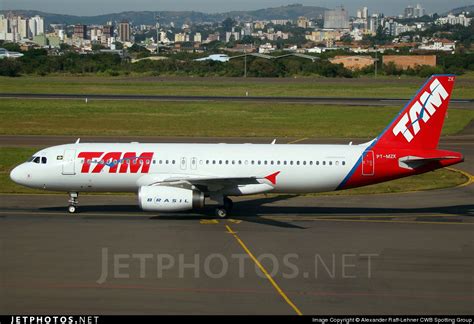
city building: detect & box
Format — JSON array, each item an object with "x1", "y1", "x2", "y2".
[
  {"x1": 225, "y1": 31, "x2": 240, "y2": 42},
  {"x1": 362, "y1": 7, "x2": 369, "y2": 19},
  {"x1": 73, "y1": 24, "x2": 87, "y2": 39},
  {"x1": 404, "y1": 4, "x2": 425, "y2": 18},
  {"x1": 297, "y1": 17, "x2": 310, "y2": 28},
  {"x1": 418, "y1": 39, "x2": 456, "y2": 52},
  {"x1": 205, "y1": 32, "x2": 220, "y2": 43},
  {"x1": 414, "y1": 4, "x2": 425, "y2": 18},
  {"x1": 324, "y1": 6, "x2": 350, "y2": 29},
  {"x1": 118, "y1": 21, "x2": 131, "y2": 42},
  {"x1": 436, "y1": 13, "x2": 472, "y2": 27},
  {"x1": 0, "y1": 14, "x2": 44, "y2": 41},
  {"x1": 29, "y1": 15, "x2": 44, "y2": 36},
  {"x1": 329, "y1": 55, "x2": 376, "y2": 70},
  {"x1": 305, "y1": 30, "x2": 343, "y2": 42},
  {"x1": 174, "y1": 33, "x2": 189, "y2": 43},
  {"x1": 369, "y1": 14, "x2": 381, "y2": 33},
  {"x1": 383, "y1": 55, "x2": 436, "y2": 69},
  {"x1": 193, "y1": 33, "x2": 202, "y2": 43}
]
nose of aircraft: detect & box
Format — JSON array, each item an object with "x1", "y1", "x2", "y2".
[{"x1": 10, "y1": 164, "x2": 27, "y2": 185}]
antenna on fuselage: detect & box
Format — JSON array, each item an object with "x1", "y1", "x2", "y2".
[
  {"x1": 271, "y1": 139, "x2": 276, "y2": 144},
  {"x1": 75, "y1": 138, "x2": 81, "y2": 144}
]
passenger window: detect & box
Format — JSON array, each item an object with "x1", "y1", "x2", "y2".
[
  {"x1": 284, "y1": 161, "x2": 287, "y2": 165},
  {"x1": 290, "y1": 161, "x2": 293, "y2": 165},
  {"x1": 310, "y1": 161, "x2": 313, "y2": 165},
  {"x1": 41, "y1": 157, "x2": 47, "y2": 164},
  {"x1": 316, "y1": 161, "x2": 319, "y2": 165},
  {"x1": 264, "y1": 161, "x2": 267, "y2": 165},
  {"x1": 323, "y1": 161, "x2": 326, "y2": 165},
  {"x1": 303, "y1": 161, "x2": 306, "y2": 165},
  {"x1": 296, "y1": 161, "x2": 300, "y2": 165},
  {"x1": 329, "y1": 161, "x2": 333, "y2": 166},
  {"x1": 342, "y1": 161, "x2": 346, "y2": 166}
]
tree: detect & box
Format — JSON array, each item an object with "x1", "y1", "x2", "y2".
[
  {"x1": 0, "y1": 58, "x2": 21, "y2": 77},
  {"x1": 113, "y1": 42, "x2": 124, "y2": 50}
]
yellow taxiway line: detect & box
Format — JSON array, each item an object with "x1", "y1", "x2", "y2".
[{"x1": 225, "y1": 224, "x2": 303, "y2": 315}]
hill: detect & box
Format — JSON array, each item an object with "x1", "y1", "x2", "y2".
[
  {"x1": 444, "y1": 5, "x2": 474, "y2": 15},
  {"x1": 0, "y1": 4, "x2": 327, "y2": 26}
]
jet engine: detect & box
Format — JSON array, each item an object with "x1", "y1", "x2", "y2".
[{"x1": 138, "y1": 186, "x2": 204, "y2": 212}]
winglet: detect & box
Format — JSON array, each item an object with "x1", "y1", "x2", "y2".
[{"x1": 264, "y1": 171, "x2": 281, "y2": 185}]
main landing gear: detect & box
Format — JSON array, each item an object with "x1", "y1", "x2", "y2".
[
  {"x1": 68, "y1": 192, "x2": 79, "y2": 213},
  {"x1": 215, "y1": 197, "x2": 233, "y2": 219}
]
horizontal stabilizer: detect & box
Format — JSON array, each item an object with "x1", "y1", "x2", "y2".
[{"x1": 398, "y1": 155, "x2": 459, "y2": 169}]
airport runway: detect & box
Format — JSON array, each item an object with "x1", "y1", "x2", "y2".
[
  {"x1": 0, "y1": 186, "x2": 473, "y2": 315},
  {"x1": 0, "y1": 93, "x2": 473, "y2": 108}
]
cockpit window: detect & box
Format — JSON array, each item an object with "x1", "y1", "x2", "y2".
[
  {"x1": 33, "y1": 157, "x2": 40, "y2": 163},
  {"x1": 27, "y1": 156, "x2": 35, "y2": 162},
  {"x1": 41, "y1": 157, "x2": 47, "y2": 164}
]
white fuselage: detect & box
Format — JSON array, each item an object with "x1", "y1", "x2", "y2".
[{"x1": 11, "y1": 142, "x2": 365, "y2": 194}]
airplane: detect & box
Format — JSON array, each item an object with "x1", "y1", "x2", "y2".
[{"x1": 10, "y1": 75, "x2": 464, "y2": 218}]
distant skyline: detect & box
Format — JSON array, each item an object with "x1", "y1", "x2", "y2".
[{"x1": 1, "y1": 0, "x2": 473, "y2": 16}]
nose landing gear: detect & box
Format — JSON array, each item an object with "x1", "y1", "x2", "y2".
[{"x1": 68, "y1": 192, "x2": 79, "y2": 213}]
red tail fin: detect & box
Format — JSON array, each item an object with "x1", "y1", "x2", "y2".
[{"x1": 376, "y1": 75, "x2": 455, "y2": 150}]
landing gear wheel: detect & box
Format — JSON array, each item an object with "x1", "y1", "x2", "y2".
[
  {"x1": 215, "y1": 207, "x2": 228, "y2": 219},
  {"x1": 67, "y1": 192, "x2": 79, "y2": 214}
]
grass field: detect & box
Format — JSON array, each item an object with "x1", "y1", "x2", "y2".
[
  {"x1": 0, "y1": 99, "x2": 472, "y2": 138},
  {"x1": 0, "y1": 147, "x2": 467, "y2": 195},
  {"x1": 1, "y1": 75, "x2": 474, "y2": 98}
]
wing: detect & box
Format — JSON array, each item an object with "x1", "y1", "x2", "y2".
[{"x1": 136, "y1": 172, "x2": 281, "y2": 194}]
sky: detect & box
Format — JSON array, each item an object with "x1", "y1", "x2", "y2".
[{"x1": 1, "y1": 0, "x2": 473, "y2": 16}]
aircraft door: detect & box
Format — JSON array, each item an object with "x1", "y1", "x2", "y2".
[
  {"x1": 62, "y1": 149, "x2": 76, "y2": 175},
  {"x1": 362, "y1": 150, "x2": 374, "y2": 176}
]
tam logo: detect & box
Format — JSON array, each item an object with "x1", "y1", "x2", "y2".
[
  {"x1": 392, "y1": 78, "x2": 449, "y2": 142},
  {"x1": 78, "y1": 152, "x2": 154, "y2": 173}
]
